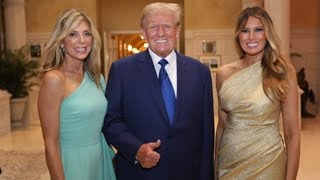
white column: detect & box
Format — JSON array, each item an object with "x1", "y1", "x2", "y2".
[
  {"x1": 264, "y1": 0, "x2": 290, "y2": 60},
  {"x1": 3, "y1": 0, "x2": 26, "y2": 50}
]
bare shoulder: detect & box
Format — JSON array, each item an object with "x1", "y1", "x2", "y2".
[
  {"x1": 40, "y1": 70, "x2": 65, "y2": 97},
  {"x1": 42, "y1": 70, "x2": 65, "y2": 86},
  {"x1": 216, "y1": 60, "x2": 242, "y2": 90}
]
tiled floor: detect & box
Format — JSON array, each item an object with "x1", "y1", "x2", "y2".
[
  {"x1": 297, "y1": 115, "x2": 320, "y2": 179},
  {"x1": 0, "y1": 125, "x2": 50, "y2": 180},
  {"x1": 0, "y1": 116, "x2": 319, "y2": 179},
  {"x1": 0, "y1": 126, "x2": 44, "y2": 153}
]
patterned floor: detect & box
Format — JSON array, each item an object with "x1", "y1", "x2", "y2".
[
  {"x1": 0, "y1": 150, "x2": 47, "y2": 180},
  {"x1": 0, "y1": 125, "x2": 49, "y2": 179}
]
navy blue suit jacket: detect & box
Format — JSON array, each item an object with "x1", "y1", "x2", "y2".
[{"x1": 102, "y1": 50, "x2": 214, "y2": 180}]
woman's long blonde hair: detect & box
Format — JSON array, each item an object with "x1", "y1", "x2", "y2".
[
  {"x1": 234, "y1": 7, "x2": 294, "y2": 102},
  {"x1": 42, "y1": 8, "x2": 102, "y2": 88}
]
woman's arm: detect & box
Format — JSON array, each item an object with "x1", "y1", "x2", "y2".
[
  {"x1": 214, "y1": 105, "x2": 227, "y2": 177},
  {"x1": 282, "y1": 67, "x2": 301, "y2": 180},
  {"x1": 38, "y1": 71, "x2": 65, "y2": 180},
  {"x1": 214, "y1": 68, "x2": 228, "y2": 178}
]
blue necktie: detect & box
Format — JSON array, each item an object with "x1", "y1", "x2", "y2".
[{"x1": 158, "y1": 59, "x2": 176, "y2": 124}]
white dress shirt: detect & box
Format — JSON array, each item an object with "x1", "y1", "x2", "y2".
[{"x1": 148, "y1": 48, "x2": 177, "y2": 98}]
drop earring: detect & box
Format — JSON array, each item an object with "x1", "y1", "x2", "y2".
[{"x1": 60, "y1": 45, "x2": 65, "y2": 56}]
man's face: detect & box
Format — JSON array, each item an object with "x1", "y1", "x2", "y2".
[{"x1": 142, "y1": 13, "x2": 180, "y2": 58}]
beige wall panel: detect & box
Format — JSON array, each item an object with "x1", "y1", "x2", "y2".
[
  {"x1": 25, "y1": 0, "x2": 98, "y2": 33},
  {"x1": 184, "y1": 0, "x2": 241, "y2": 29},
  {"x1": 101, "y1": 0, "x2": 182, "y2": 32},
  {"x1": 290, "y1": 0, "x2": 320, "y2": 114}
]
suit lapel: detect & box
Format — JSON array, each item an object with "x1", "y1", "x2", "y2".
[
  {"x1": 172, "y1": 53, "x2": 188, "y2": 126},
  {"x1": 136, "y1": 51, "x2": 171, "y2": 126}
]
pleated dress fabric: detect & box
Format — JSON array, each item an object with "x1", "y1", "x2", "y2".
[
  {"x1": 59, "y1": 72, "x2": 116, "y2": 180},
  {"x1": 217, "y1": 61, "x2": 286, "y2": 180}
]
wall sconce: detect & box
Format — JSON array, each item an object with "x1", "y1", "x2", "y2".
[{"x1": 127, "y1": 44, "x2": 133, "y2": 52}]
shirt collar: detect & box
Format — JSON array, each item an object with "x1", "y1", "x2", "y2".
[{"x1": 148, "y1": 48, "x2": 176, "y2": 66}]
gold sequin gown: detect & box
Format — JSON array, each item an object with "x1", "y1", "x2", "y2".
[{"x1": 217, "y1": 61, "x2": 286, "y2": 179}]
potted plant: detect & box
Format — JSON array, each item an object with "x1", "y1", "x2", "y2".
[{"x1": 0, "y1": 46, "x2": 40, "y2": 126}]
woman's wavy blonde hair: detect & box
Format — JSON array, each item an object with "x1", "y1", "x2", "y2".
[
  {"x1": 234, "y1": 7, "x2": 294, "y2": 102},
  {"x1": 42, "y1": 8, "x2": 102, "y2": 88}
]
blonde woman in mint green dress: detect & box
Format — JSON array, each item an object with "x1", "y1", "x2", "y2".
[{"x1": 38, "y1": 9, "x2": 116, "y2": 180}]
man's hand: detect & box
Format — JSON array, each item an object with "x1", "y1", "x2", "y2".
[{"x1": 136, "y1": 139, "x2": 161, "y2": 168}]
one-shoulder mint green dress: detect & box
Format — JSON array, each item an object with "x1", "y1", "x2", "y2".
[{"x1": 59, "y1": 72, "x2": 116, "y2": 180}]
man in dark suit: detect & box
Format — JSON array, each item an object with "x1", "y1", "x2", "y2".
[{"x1": 102, "y1": 2, "x2": 214, "y2": 180}]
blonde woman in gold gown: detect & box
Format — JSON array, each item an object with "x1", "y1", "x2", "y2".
[{"x1": 215, "y1": 7, "x2": 300, "y2": 180}]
